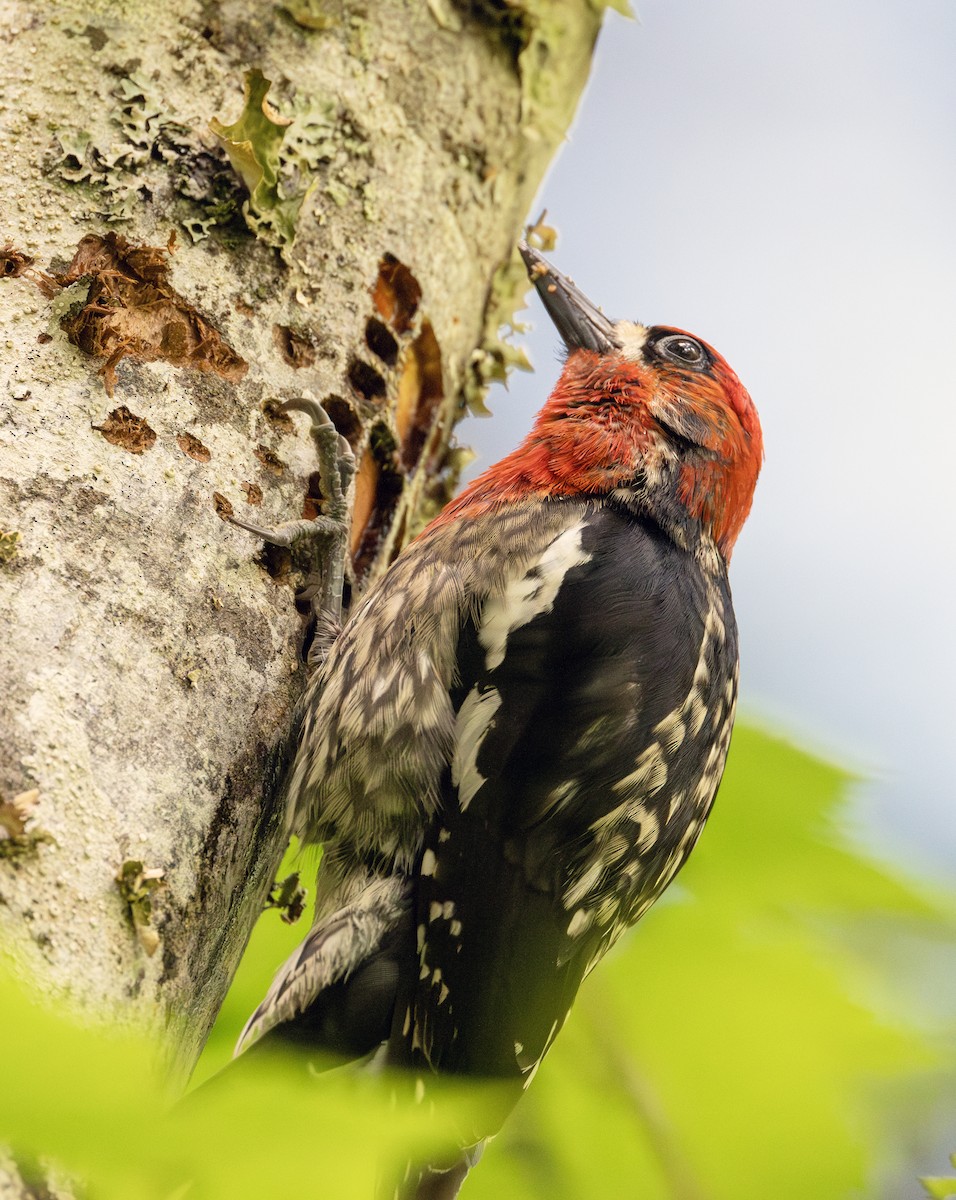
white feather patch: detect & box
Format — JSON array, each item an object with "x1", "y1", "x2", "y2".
[
  {"x1": 452, "y1": 685, "x2": 502, "y2": 810},
  {"x1": 613, "y1": 320, "x2": 648, "y2": 361},
  {"x1": 479, "y1": 521, "x2": 592, "y2": 671}
]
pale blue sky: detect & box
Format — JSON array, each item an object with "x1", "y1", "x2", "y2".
[{"x1": 462, "y1": 0, "x2": 956, "y2": 883}]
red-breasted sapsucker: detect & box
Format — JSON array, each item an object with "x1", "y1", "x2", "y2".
[{"x1": 237, "y1": 244, "x2": 762, "y2": 1182}]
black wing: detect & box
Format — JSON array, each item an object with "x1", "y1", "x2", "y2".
[{"x1": 397, "y1": 501, "x2": 736, "y2": 1083}]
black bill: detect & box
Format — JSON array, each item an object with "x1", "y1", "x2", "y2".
[{"x1": 518, "y1": 241, "x2": 620, "y2": 355}]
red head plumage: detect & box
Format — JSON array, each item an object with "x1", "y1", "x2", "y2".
[{"x1": 436, "y1": 248, "x2": 761, "y2": 559}]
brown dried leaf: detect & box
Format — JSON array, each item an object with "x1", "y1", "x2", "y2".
[
  {"x1": 177, "y1": 432, "x2": 211, "y2": 462},
  {"x1": 212, "y1": 492, "x2": 234, "y2": 519},
  {"x1": 93, "y1": 406, "x2": 156, "y2": 454}
]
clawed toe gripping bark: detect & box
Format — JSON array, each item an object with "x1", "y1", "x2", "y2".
[{"x1": 228, "y1": 395, "x2": 354, "y2": 644}]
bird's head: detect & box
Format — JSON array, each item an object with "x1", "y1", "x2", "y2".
[{"x1": 443, "y1": 245, "x2": 762, "y2": 560}]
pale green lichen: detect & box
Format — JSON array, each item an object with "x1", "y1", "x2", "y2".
[
  {"x1": 325, "y1": 180, "x2": 350, "y2": 208},
  {"x1": 114, "y1": 74, "x2": 165, "y2": 153},
  {"x1": 50, "y1": 72, "x2": 168, "y2": 220},
  {"x1": 360, "y1": 180, "x2": 380, "y2": 223},
  {"x1": 518, "y1": 0, "x2": 631, "y2": 142},
  {"x1": 347, "y1": 14, "x2": 373, "y2": 63},
  {"x1": 441, "y1": 2, "x2": 630, "y2": 146},
  {"x1": 49, "y1": 70, "x2": 244, "y2": 239},
  {"x1": 280, "y1": 0, "x2": 337, "y2": 29},
  {"x1": 463, "y1": 254, "x2": 533, "y2": 417},
  {"x1": 211, "y1": 69, "x2": 307, "y2": 248},
  {"x1": 284, "y1": 95, "x2": 340, "y2": 170},
  {"x1": 0, "y1": 529, "x2": 21, "y2": 564},
  {"x1": 210, "y1": 72, "x2": 374, "y2": 250}
]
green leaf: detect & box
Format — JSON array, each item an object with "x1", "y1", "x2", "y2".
[
  {"x1": 921, "y1": 1179, "x2": 956, "y2": 1200},
  {"x1": 0, "y1": 965, "x2": 508, "y2": 1200},
  {"x1": 924, "y1": 1160, "x2": 956, "y2": 1198},
  {"x1": 2, "y1": 729, "x2": 951, "y2": 1199}
]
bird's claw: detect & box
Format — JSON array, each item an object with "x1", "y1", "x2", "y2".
[
  {"x1": 279, "y1": 396, "x2": 355, "y2": 521},
  {"x1": 228, "y1": 394, "x2": 355, "y2": 636}
]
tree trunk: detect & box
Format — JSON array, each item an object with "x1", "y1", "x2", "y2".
[{"x1": 0, "y1": 0, "x2": 617, "y2": 1093}]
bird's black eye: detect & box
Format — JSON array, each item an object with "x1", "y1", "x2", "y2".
[{"x1": 653, "y1": 334, "x2": 708, "y2": 370}]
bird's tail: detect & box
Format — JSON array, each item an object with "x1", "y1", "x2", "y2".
[
  {"x1": 229, "y1": 871, "x2": 488, "y2": 1199},
  {"x1": 235, "y1": 873, "x2": 413, "y2": 1060}
]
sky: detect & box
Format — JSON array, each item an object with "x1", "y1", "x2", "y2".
[{"x1": 461, "y1": 0, "x2": 956, "y2": 884}]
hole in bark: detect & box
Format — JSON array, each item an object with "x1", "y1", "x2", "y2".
[
  {"x1": 323, "y1": 394, "x2": 361, "y2": 446},
  {"x1": 262, "y1": 399, "x2": 296, "y2": 432},
  {"x1": 1, "y1": 246, "x2": 35, "y2": 279},
  {"x1": 347, "y1": 358, "x2": 386, "y2": 403},
  {"x1": 371, "y1": 254, "x2": 421, "y2": 334},
  {"x1": 302, "y1": 470, "x2": 326, "y2": 521},
  {"x1": 257, "y1": 543, "x2": 294, "y2": 583},
  {"x1": 273, "y1": 324, "x2": 316, "y2": 369},
  {"x1": 365, "y1": 317, "x2": 398, "y2": 366}
]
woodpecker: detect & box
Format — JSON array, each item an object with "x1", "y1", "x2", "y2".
[{"x1": 236, "y1": 245, "x2": 762, "y2": 1190}]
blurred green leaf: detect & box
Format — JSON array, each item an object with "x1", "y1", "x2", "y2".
[
  {"x1": 921, "y1": 1154, "x2": 956, "y2": 1199},
  {"x1": 0, "y1": 965, "x2": 507, "y2": 1200},
  {"x1": 2, "y1": 727, "x2": 952, "y2": 1199},
  {"x1": 922, "y1": 1180, "x2": 956, "y2": 1200},
  {"x1": 191, "y1": 839, "x2": 319, "y2": 1087}
]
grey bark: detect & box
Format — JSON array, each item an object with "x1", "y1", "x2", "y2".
[{"x1": 0, "y1": 0, "x2": 614, "y2": 1103}]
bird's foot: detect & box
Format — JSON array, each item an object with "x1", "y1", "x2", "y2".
[{"x1": 228, "y1": 395, "x2": 354, "y2": 653}]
